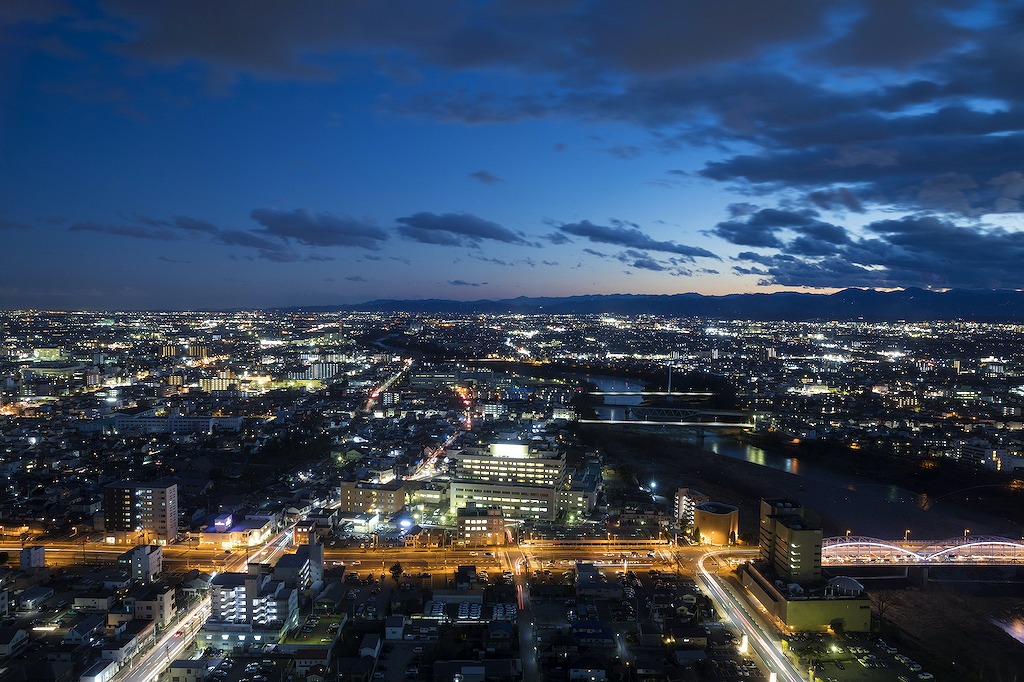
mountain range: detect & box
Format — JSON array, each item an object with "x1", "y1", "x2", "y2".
[{"x1": 285, "y1": 288, "x2": 1024, "y2": 321}]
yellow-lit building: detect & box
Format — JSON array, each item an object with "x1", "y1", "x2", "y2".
[
  {"x1": 758, "y1": 499, "x2": 822, "y2": 582},
  {"x1": 455, "y1": 443, "x2": 565, "y2": 485},
  {"x1": 739, "y1": 565, "x2": 871, "y2": 632},
  {"x1": 338, "y1": 479, "x2": 412, "y2": 515},
  {"x1": 693, "y1": 502, "x2": 739, "y2": 545},
  {"x1": 456, "y1": 504, "x2": 506, "y2": 546}
]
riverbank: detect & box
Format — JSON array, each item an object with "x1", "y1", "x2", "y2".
[
  {"x1": 739, "y1": 430, "x2": 1024, "y2": 532},
  {"x1": 580, "y1": 425, "x2": 1024, "y2": 540},
  {"x1": 583, "y1": 424, "x2": 1024, "y2": 678}
]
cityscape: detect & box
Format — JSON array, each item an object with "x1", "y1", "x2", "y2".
[
  {"x1": 4, "y1": 1, "x2": 1024, "y2": 682},
  {"x1": 0, "y1": 309, "x2": 1022, "y2": 682}
]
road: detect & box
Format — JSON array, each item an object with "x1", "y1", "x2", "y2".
[
  {"x1": 363, "y1": 359, "x2": 414, "y2": 412},
  {"x1": 114, "y1": 596, "x2": 210, "y2": 682},
  {"x1": 12, "y1": 527, "x2": 803, "y2": 682},
  {"x1": 696, "y1": 549, "x2": 806, "y2": 682}
]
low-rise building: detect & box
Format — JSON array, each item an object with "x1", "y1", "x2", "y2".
[{"x1": 456, "y1": 504, "x2": 505, "y2": 546}]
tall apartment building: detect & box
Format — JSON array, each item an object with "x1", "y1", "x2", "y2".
[
  {"x1": 758, "y1": 498, "x2": 822, "y2": 583},
  {"x1": 202, "y1": 563, "x2": 299, "y2": 649},
  {"x1": 674, "y1": 487, "x2": 710, "y2": 526},
  {"x1": 103, "y1": 480, "x2": 178, "y2": 545}
]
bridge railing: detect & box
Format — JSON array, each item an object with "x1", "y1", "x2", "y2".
[{"x1": 822, "y1": 535, "x2": 1024, "y2": 564}]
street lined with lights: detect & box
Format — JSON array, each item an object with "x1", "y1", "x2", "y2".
[{"x1": 696, "y1": 549, "x2": 805, "y2": 682}]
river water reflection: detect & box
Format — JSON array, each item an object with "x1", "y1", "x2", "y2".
[{"x1": 583, "y1": 374, "x2": 1024, "y2": 540}]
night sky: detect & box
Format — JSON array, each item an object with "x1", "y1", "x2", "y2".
[{"x1": 2, "y1": 1, "x2": 1023, "y2": 310}]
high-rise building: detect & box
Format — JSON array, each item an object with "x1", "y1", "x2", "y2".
[
  {"x1": 201, "y1": 562, "x2": 299, "y2": 649},
  {"x1": 103, "y1": 480, "x2": 178, "y2": 545},
  {"x1": 674, "y1": 487, "x2": 710, "y2": 526},
  {"x1": 758, "y1": 499, "x2": 822, "y2": 582},
  {"x1": 188, "y1": 344, "x2": 209, "y2": 359}
]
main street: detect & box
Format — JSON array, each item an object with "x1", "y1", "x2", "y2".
[
  {"x1": 10, "y1": 530, "x2": 803, "y2": 682},
  {"x1": 696, "y1": 548, "x2": 806, "y2": 682},
  {"x1": 114, "y1": 596, "x2": 210, "y2": 682}
]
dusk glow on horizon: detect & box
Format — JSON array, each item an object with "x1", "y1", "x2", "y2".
[{"x1": 3, "y1": 1, "x2": 1024, "y2": 310}]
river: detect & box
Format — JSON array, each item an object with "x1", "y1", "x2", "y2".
[{"x1": 583, "y1": 375, "x2": 1024, "y2": 540}]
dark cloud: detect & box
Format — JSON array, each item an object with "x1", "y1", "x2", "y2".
[
  {"x1": 344, "y1": 275, "x2": 367, "y2": 282},
  {"x1": 616, "y1": 250, "x2": 666, "y2": 271},
  {"x1": 735, "y1": 215, "x2": 1024, "y2": 289},
  {"x1": 814, "y1": 0, "x2": 971, "y2": 68},
  {"x1": 470, "y1": 255, "x2": 509, "y2": 266},
  {"x1": 712, "y1": 206, "x2": 855, "y2": 254},
  {"x1": 448, "y1": 279, "x2": 486, "y2": 287},
  {"x1": 469, "y1": 169, "x2": 503, "y2": 184},
  {"x1": 69, "y1": 221, "x2": 180, "y2": 241},
  {"x1": 212, "y1": 229, "x2": 286, "y2": 253},
  {"x1": 171, "y1": 215, "x2": 220, "y2": 233},
  {"x1": 91, "y1": 0, "x2": 829, "y2": 91},
  {"x1": 543, "y1": 232, "x2": 572, "y2": 245},
  {"x1": 67, "y1": 213, "x2": 299, "y2": 262},
  {"x1": 711, "y1": 221, "x2": 784, "y2": 248},
  {"x1": 158, "y1": 256, "x2": 191, "y2": 263},
  {"x1": 250, "y1": 208, "x2": 388, "y2": 249},
  {"x1": 807, "y1": 188, "x2": 863, "y2": 213},
  {"x1": 558, "y1": 219, "x2": 719, "y2": 261},
  {"x1": 0, "y1": 219, "x2": 29, "y2": 230},
  {"x1": 582, "y1": 248, "x2": 608, "y2": 258},
  {"x1": 396, "y1": 211, "x2": 531, "y2": 247}
]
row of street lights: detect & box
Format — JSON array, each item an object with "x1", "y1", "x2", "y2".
[{"x1": 844, "y1": 527, "x2": 972, "y2": 543}]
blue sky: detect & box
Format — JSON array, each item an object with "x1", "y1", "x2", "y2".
[{"x1": 2, "y1": 0, "x2": 1023, "y2": 309}]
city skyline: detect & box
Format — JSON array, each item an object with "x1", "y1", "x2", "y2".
[{"x1": 3, "y1": 1, "x2": 1024, "y2": 310}]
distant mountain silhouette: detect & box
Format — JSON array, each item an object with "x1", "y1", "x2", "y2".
[{"x1": 285, "y1": 288, "x2": 1024, "y2": 321}]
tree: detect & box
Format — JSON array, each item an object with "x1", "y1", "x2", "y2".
[
  {"x1": 868, "y1": 589, "x2": 903, "y2": 627},
  {"x1": 0, "y1": 552, "x2": 8, "y2": 565},
  {"x1": 389, "y1": 562, "x2": 404, "y2": 582},
  {"x1": 691, "y1": 526, "x2": 702, "y2": 544}
]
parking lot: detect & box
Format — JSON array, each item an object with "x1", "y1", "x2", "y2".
[{"x1": 785, "y1": 632, "x2": 935, "y2": 682}]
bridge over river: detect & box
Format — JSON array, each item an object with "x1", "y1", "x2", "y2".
[
  {"x1": 581, "y1": 389, "x2": 753, "y2": 427},
  {"x1": 822, "y1": 535, "x2": 1024, "y2": 566}
]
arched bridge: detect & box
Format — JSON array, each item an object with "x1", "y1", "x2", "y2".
[{"x1": 822, "y1": 535, "x2": 1024, "y2": 565}]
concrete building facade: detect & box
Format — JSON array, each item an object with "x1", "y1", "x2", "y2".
[{"x1": 103, "y1": 480, "x2": 178, "y2": 545}]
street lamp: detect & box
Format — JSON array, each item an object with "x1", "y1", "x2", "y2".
[
  {"x1": 904, "y1": 529, "x2": 910, "y2": 543},
  {"x1": 964, "y1": 529, "x2": 970, "y2": 541},
  {"x1": 845, "y1": 529, "x2": 851, "y2": 540}
]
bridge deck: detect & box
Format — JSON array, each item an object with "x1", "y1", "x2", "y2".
[{"x1": 822, "y1": 535, "x2": 1024, "y2": 565}]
